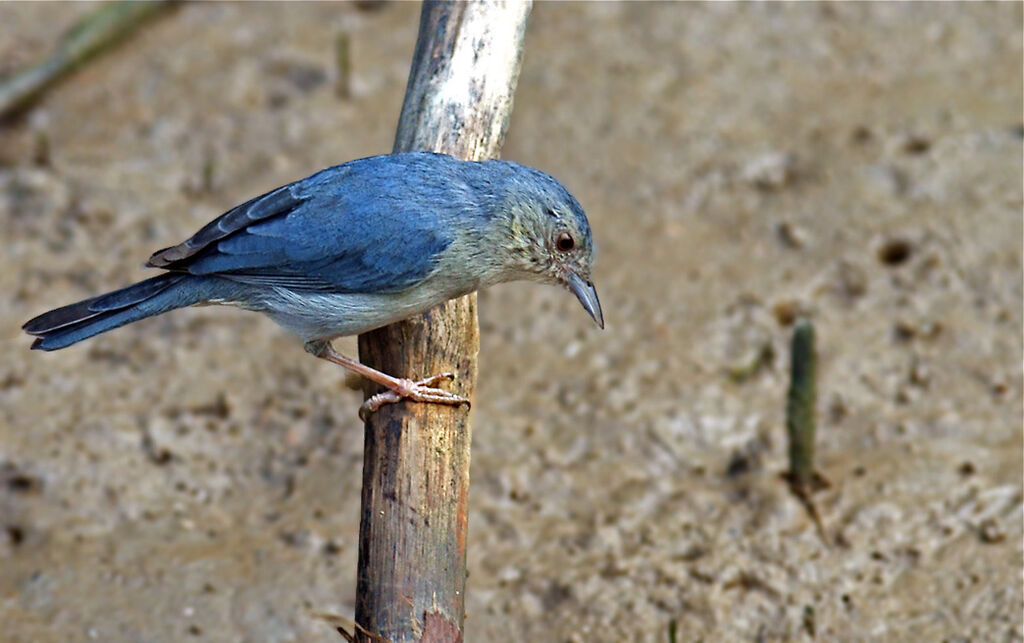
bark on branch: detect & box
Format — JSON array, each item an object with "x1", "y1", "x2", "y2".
[{"x1": 354, "y1": 2, "x2": 532, "y2": 641}]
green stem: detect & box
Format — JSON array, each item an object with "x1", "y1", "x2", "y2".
[{"x1": 786, "y1": 317, "x2": 816, "y2": 489}]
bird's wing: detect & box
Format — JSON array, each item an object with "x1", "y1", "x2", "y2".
[
  {"x1": 147, "y1": 162, "x2": 456, "y2": 294},
  {"x1": 147, "y1": 183, "x2": 308, "y2": 268}
]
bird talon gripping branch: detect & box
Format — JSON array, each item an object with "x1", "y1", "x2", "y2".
[
  {"x1": 358, "y1": 377, "x2": 470, "y2": 422},
  {"x1": 24, "y1": 152, "x2": 602, "y2": 419}
]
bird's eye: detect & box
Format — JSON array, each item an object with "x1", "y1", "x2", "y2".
[{"x1": 556, "y1": 232, "x2": 575, "y2": 252}]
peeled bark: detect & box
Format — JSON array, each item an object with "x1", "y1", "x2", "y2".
[{"x1": 354, "y1": 2, "x2": 532, "y2": 641}]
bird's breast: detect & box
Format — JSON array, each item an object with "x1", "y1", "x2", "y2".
[{"x1": 257, "y1": 280, "x2": 470, "y2": 343}]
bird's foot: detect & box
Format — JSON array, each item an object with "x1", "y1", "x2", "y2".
[
  {"x1": 303, "y1": 341, "x2": 470, "y2": 422},
  {"x1": 358, "y1": 372, "x2": 470, "y2": 422}
]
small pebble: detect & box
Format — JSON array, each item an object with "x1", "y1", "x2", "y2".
[
  {"x1": 894, "y1": 132, "x2": 932, "y2": 155},
  {"x1": 877, "y1": 238, "x2": 913, "y2": 266},
  {"x1": 772, "y1": 300, "x2": 808, "y2": 326},
  {"x1": 742, "y1": 152, "x2": 797, "y2": 190},
  {"x1": 979, "y1": 518, "x2": 1006, "y2": 544},
  {"x1": 776, "y1": 221, "x2": 807, "y2": 249}
]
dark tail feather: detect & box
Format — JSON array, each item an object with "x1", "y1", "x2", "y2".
[{"x1": 23, "y1": 273, "x2": 204, "y2": 351}]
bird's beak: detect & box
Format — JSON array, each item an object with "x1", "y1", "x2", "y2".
[{"x1": 566, "y1": 271, "x2": 604, "y2": 329}]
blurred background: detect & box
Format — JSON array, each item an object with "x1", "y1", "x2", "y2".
[{"x1": 1, "y1": 2, "x2": 1021, "y2": 641}]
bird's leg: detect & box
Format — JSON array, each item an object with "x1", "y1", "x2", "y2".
[{"x1": 304, "y1": 340, "x2": 470, "y2": 421}]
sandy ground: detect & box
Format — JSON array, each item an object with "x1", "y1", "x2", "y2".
[{"x1": 1, "y1": 2, "x2": 1021, "y2": 641}]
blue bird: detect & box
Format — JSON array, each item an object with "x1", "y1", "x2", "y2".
[{"x1": 23, "y1": 152, "x2": 602, "y2": 419}]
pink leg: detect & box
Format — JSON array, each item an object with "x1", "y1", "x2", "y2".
[{"x1": 305, "y1": 341, "x2": 469, "y2": 421}]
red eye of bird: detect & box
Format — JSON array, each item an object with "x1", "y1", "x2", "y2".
[{"x1": 556, "y1": 232, "x2": 575, "y2": 252}]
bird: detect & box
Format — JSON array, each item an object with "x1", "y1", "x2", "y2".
[{"x1": 23, "y1": 152, "x2": 603, "y2": 420}]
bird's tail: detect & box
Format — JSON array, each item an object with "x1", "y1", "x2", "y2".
[{"x1": 23, "y1": 273, "x2": 211, "y2": 351}]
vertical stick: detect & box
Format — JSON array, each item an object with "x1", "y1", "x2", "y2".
[
  {"x1": 786, "y1": 318, "x2": 817, "y2": 489},
  {"x1": 785, "y1": 317, "x2": 829, "y2": 543},
  {"x1": 355, "y1": 2, "x2": 531, "y2": 642}
]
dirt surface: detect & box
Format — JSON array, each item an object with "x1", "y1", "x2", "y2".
[{"x1": 1, "y1": 3, "x2": 1021, "y2": 641}]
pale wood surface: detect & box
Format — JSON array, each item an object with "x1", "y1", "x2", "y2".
[{"x1": 355, "y1": 2, "x2": 532, "y2": 641}]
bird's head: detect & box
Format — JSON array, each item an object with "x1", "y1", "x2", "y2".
[{"x1": 496, "y1": 163, "x2": 603, "y2": 329}]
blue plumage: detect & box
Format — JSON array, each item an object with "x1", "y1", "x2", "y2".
[
  {"x1": 24, "y1": 152, "x2": 602, "y2": 417},
  {"x1": 151, "y1": 154, "x2": 469, "y2": 293}
]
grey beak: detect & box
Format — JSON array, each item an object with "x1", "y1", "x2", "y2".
[{"x1": 567, "y1": 272, "x2": 604, "y2": 329}]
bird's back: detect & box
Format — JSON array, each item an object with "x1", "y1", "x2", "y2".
[{"x1": 149, "y1": 153, "x2": 512, "y2": 296}]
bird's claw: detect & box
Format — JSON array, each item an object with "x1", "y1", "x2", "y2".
[{"x1": 358, "y1": 372, "x2": 470, "y2": 422}]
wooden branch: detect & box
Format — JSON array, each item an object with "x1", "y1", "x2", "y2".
[
  {"x1": 354, "y1": 2, "x2": 531, "y2": 642},
  {"x1": 0, "y1": 1, "x2": 175, "y2": 119}
]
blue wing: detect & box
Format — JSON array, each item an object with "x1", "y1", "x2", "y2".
[{"x1": 147, "y1": 154, "x2": 463, "y2": 294}]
